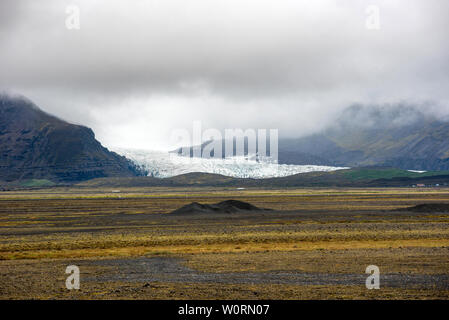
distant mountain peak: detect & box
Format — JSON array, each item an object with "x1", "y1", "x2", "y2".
[
  {"x1": 334, "y1": 103, "x2": 434, "y2": 130},
  {"x1": 279, "y1": 103, "x2": 449, "y2": 170}
]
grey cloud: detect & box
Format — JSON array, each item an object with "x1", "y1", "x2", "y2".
[{"x1": 1, "y1": 0, "x2": 448, "y2": 149}]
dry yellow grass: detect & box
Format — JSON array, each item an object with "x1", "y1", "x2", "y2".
[
  {"x1": 1, "y1": 187, "x2": 449, "y2": 299},
  {"x1": 1, "y1": 239, "x2": 448, "y2": 260}
]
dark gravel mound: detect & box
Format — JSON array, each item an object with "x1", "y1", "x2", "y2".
[
  {"x1": 170, "y1": 202, "x2": 216, "y2": 215},
  {"x1": 170, "y1": 200, "x2": 269, "y2": 215},
  {"x1": 398, "y1": 203, "x2": 449, "y2": 213},
  {"x1": 215, "y1": 200, "x2": 262, "y2": 211}
]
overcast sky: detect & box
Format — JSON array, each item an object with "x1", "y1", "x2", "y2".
[{"x1": 1, "y1": 0, "x2": 448, "y2": 150}]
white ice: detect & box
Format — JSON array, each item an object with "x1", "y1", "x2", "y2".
[{"x1": 113, "y1": 148, "x2": 349, "y2": 179}]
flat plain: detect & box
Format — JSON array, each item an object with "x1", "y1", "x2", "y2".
[{"x1": 0, "y1": 187, "x2": 448, "y2": 299}]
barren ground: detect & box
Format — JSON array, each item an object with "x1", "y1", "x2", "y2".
[{"x1": 0, "y1": 187, "x2": 448, "y2": 299}]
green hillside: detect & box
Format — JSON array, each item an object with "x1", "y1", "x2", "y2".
[{"x1": 74, "y1": 167, "x2": 449, "y2": 189}]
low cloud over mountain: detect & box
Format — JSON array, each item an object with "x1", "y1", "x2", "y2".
[
  {"x1": 1, "y1": 1, "x2": 448, "y2": 150},
  {"x1": 0, "y1": 94, "x2": 142, "y2": 182}
]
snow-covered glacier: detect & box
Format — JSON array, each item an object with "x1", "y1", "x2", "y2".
[{"x1": 113, "y1": 148, "x2": 348, "y2": 179}]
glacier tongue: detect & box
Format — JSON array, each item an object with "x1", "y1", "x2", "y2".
[{"x1": 113, "y1": 148, "x2": 348, "y2": 179}]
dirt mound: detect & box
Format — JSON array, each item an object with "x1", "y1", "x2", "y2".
[
  {"x1": 170, "y1": 200, "x2": 269, "y2": 215},
  {"x1": 170, "y1": 202, "x2": 216, "y2": 215},
  {"x1": 398, "y1": 203, "x2": 449, "y2": 213}
]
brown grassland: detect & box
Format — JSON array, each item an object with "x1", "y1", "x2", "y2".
[{"x1": 0, "y1": 187, "x2": 448, "y2": 299}]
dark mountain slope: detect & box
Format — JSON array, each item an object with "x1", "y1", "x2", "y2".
[
  {"x1": 280, "y1": 105, "x2": 449, "y2": 170},
  {"x1": 177, "y1": 104, "x2": 449, "y2": 171},
  {"x1": 0, "y1": 94, "x2": 141, "y2": 182}
]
